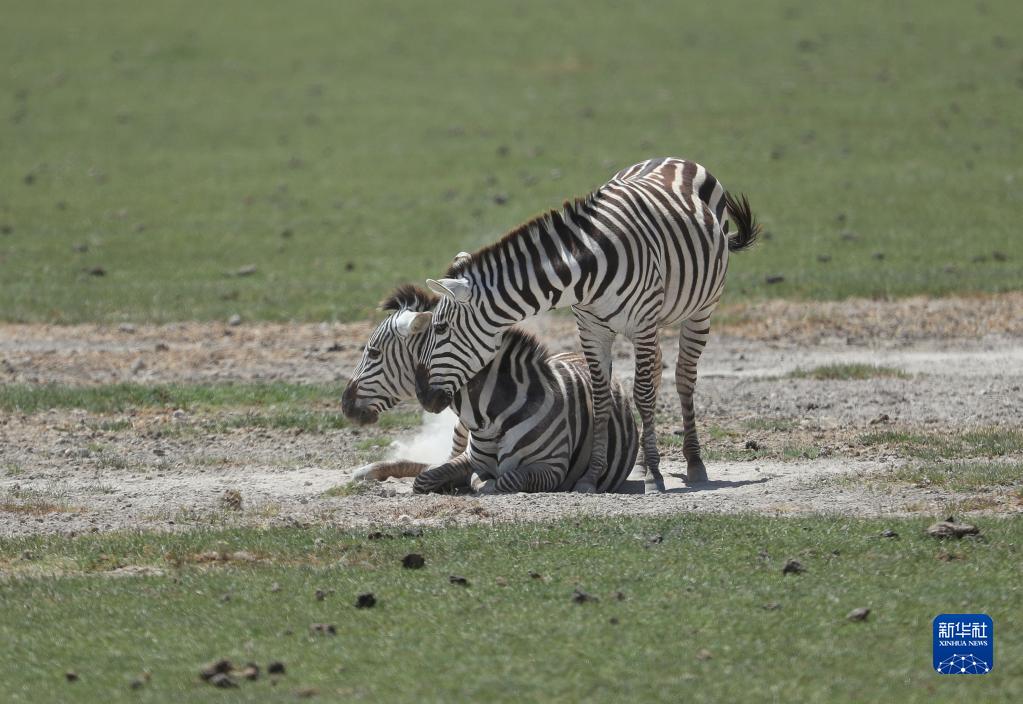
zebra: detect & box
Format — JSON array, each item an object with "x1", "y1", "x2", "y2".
[
  {"x1": 415, "y1": 157, "x2": 759, "y2": 493},
  {"x1": 341, "y1": 284, "x2": 639, "y2": 494}
]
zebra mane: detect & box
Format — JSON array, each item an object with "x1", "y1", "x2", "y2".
[
  {"x1": 445, "y1": 193, "x2": 599, "y2": 278},
  {"x1": 501, "y1": 327, "x2": 551, "y2": 364},
  {"x1": 379, "y1": 284, "x2": 439, "y2": 312}
]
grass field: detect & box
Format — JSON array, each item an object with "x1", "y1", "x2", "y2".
[
  {"x1": 2, "y1": 0, "x2": 1021, "y2": 323},
  {"x1": 1, "y1": 515, "x2": 1020, "y2": 703}
]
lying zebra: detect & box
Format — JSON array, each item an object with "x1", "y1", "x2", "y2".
[{"x1": 340, "y1": 284, "x2": 638, "y2": 494}]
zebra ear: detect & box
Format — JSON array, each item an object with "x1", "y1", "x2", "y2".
[
  {"x1": 426, "y1": 277, "x2": 471, "y2": 303},
  {"x1": 394, "y1": 310, "x2": 432, "y2": 338}
]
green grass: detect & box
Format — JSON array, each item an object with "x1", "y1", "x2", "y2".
[
  {"x1": 859, "y1": 428, "x2": 1023, "y2": 460},
  {"x1": 321, "y1": 482, "x2": 373, "y2": 498},
  {"x1": 1, "y1": 0, "x2": 1020, "y2": 323},
  {"x1": 788, "y1": 363, "x2": 910, "y2": 380},
  {"x1": 1, "y1": 515, "x2": 1020, "y2": 702},
  {"x1": 886, "y1": 461, "x2": 1023, "y2": 492}
]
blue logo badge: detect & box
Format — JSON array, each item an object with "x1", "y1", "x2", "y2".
[{"x1": 933, "y1": 614, "x2": 993, "y2": 674}]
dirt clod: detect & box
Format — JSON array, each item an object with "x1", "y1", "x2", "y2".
[
  {"x1": 402, "y1": 553, "x2": 425, "y2": 569},
  {"x1": 65, "y1": 671, "x2": 79, "y2": 682},
  {"x1": 846, "y1": 607, "x2": 871, "y2": 622},
  {"x1": 208, "y1": 672, "x2": 237, "y2": 689},
  {"x1": 572, "y1": 589, "x2": 598, "y2": 604},
  {"x1": 199, "y1": 659, "x2": 233, "y2": 681},
  {"x1": 449, "y1": 575, "x2": 469, "y2": 586},
  {"x1": 355, "y1": 592, "x2": 377, "y2": 608},
  {"x1": 221, "y1": 490, "x2": 243, "y2": 511},
  {"x1": 782, "y1": 559, "x2": 805, "y2": 575},
  {"x1": 927, "y1": 521, "x2": 980, "y2": 539},
  {"x1": 267, "y1": 661, "x2": 286, "y2": 675}
]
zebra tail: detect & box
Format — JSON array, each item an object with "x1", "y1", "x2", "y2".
[{"x1": 724, "y1": 191, "x2": 761, "y2": 253}]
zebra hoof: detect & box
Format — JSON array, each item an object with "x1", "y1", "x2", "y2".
[
  {"x1": 573, "y1": 481, "x2": 597, "y2": 494},
  {"x1": 644, "y1": 475, "x2": 666, "y2": 494},
  {"x1": 686, "y1": 459, "x2": 708, "y2": 484}
]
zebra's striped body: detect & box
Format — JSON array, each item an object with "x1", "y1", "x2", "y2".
[
  {"x1": 416, "y1": 157, "x2": 759, "y2": 492},
  {"x1": 341, "y1": 285, "x2": 638, "y2": 494}
]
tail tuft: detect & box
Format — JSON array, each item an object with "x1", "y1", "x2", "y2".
[{"x1": 724, "y1": 192, "x2": 761, "y2": 253}]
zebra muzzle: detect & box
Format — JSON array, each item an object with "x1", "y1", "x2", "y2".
[
  {"x1": 340, "y1": 380, "x2": 379, "y2": 425},
  {"x1": 414, "y1": 365, "x2": 452, "y2": 413}
]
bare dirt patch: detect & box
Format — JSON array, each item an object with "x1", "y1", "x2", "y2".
[{"x1": 1, "y1": 295, "x2": 1021, "y2": 537}]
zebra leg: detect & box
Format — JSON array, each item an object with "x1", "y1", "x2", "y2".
[
  {"x1": 412, "y1": 455, "x2": 474, "y2": 494},
  {"x1": 676, "y1": 315, "x2": 712, "y2": 483},
  {"x1": 352, "y1": 460, "x2": 429, "y2": 481},
  {"x1": 573, "y1": 315, "x2": 616, "y2": 493},
  {"x1": 495, "y1": 463, "x2": 564, "y2": 493},
  {"x1": 632, "y1": 328, "x2": 666, "y2": 493}
]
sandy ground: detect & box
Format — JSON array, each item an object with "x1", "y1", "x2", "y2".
[{"x1": 1, "y1": 294, "x2": 1021, "y2": 537}]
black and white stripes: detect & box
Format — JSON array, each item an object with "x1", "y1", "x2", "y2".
[
  {"x1": 342, "y1": 285, "x2": 638, "y2": 494},
  {"x1": 415, "y1": 157, "x2": 760, "y2": 492}
]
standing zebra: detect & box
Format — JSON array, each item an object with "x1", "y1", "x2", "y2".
[
  {"x1": 341, "y1": 284, "x2": 639, "y2": 493},
  {"x1": 416, "y1": 157, "x2": 759, "y2": 492}
]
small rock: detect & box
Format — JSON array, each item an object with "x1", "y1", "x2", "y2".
[
  {"x1": 495, "y1": 576, "x2": 508, "y2": 587},
  {"x1": 270, "y1": 582, "x2": 282, "y2": 593},
  {"x1": 762, "y1": 602, "x2": 781, "y2": 611},
  {"x1": 129, "y1": 677, "x2": 146, "y2": 690},
  {"x1": 493, "y1": 193, "x2": 509, "y2": 205},
  {"x1": 309, "y1": 623, "x2": 337, "y2": 636},
  {"x1": 816, "y1": 254, "x2": 832, "y2": 263},
  {"x1": 839, "y1": 230, "x2": 858, "y2": 241},
  {"x1": 235, "y1": 264, "x2": 257, "y2": 277},
  {"x1": 744, "y1": 439, "x2": 763, "y2": 451},
  {"x1": 927, "y1": 521, "x2": 980, "y2": 539},
  {"x1": 782, "y1": 559, "x2": 804, "y2": 575},
  {"x1": 315, "y1": 589, "x2": 327, "y2": 601},
  {"x1": 846, "y1": 607, "x2": 871, "y2": 622},
  {"x1": 154, "y1": 342, "x2": 169, "y2": 352},
  {"x1": 86, "y1": 266, "x2": 106, "y2": 276},
  {"x1": 130, "y1": 358, "x2": 145, "y2": 374},
  {"x1": 609, "y1": 617, "x2": 620, "y2": 625},
  {"x1": 528, "y1": 571, "x2": 543, "y2": 580},
  {"x1": 267, "y1": 661, "x2": 286, "y2": 675},
  {"x1": 880, "y1": 529, "x2": 899, "y2": 539},
  {"x1": 402, "y1": 553, "x2": 425, "y2": 569},
  {"x1": 199, "y1": 659, "x2": 233, "y2": 681},
  {"x1": 355, "y1": 592, "x2": 376, "y2": 608},
  {"x1": 696, "y1": 648, "x2": 713, "y2": 661},
  {"x1": 227, "y1": 314, "x2": 242, "y2": 326},
  {"x1": 646, "y1": 534, "x2": 663, "y2": 546},
  {"x1": 765, "y1": 274, "x2": 785, "y2": 285},
  {"x1": 118, "y1": 323, "x2": 135, "y2": 333},
  {"x1": 449, "y1": 575, "x2": 469, "y2": 586},
  {"x1": 367, "y1": 531, "x2": 391, "y2": 540},
  {"x1": 65, "y1": 671, "x2": 79, "y2": 682},
  {"x1": 869, "y1": 413, "x2": 891, "y2": 425},
  {"x1": 614, "y1": 591, "x2": 626, "y2": 601},
  {"x1": 572, "y1": 589, "x2": 598, "y2": 604},
  {"x1": 401, "y1": 527, "x2": 423, "y2": 538}
]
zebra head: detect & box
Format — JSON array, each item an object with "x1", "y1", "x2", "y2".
[
  {"x1": 415, "y1": 274, "x2": 507, "y2": 414},
  {"x1": 341, "y1": 285, "x2": 437, "y2": 425}
]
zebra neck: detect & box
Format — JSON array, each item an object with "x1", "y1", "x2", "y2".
[
  {"x1": 450, "y1": 329, "x2": 552, "y2": 432},
  {"x1": 461, "y1": 200, "x2": 600, "y2": 322}
]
